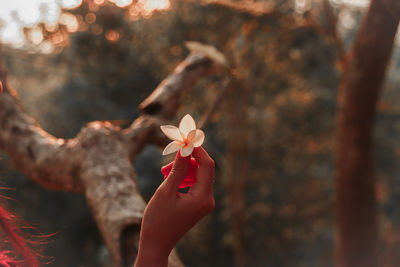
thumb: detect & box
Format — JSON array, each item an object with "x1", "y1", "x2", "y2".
[{"x1": 163, "y1": 151, "x2": 190, "y2": 193}]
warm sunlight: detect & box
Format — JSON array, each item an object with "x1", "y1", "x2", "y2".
[
  {"x1": 338, "y1": 0, "x2": 369, "y2": 7},
  {"x1": 0, "y1": 0, "x2": 80, "y2": 47},
  {"x1": 109, "y1": 0, "x2": 133, "y2": 7},
  {"x1": 1, "y1": 0, "x2": 399, "y2": 266},
  {"x1": 295, "y1": 0, "x2": 368, "y2": 13},
  {"x1": 139, "y1": 0, "x2": 170, "y2": 14},
  {"x1": 0, "y1": 0, "x2": 170, "y2": 48}
]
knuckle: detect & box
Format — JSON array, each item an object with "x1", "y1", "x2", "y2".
[
  {"x1": 208, "y1": 198, "x2": 215, "y2": 212},
  {"x1": 194, "y1": 197, "x2": 215, "y2": 214},
  {"x1": 205, "y1": 158, "x2": 215, "y2": 170},
  {"x1": 170, "y1": 166, "x2": 185, "y2": 175}
]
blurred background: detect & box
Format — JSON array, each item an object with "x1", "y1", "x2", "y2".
[{"x1": 0, "y1": 0, "x2": 399, "y2": 266}]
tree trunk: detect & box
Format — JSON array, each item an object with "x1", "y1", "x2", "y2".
[
  {"x1": 0, "y1": 46, "x2": 224, "y2": 267},
  {"x1": 335, "y1": 1, "x2": 400, "y2": 267}
]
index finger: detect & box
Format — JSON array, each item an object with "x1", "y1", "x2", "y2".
[
  {"x1": 190, "y1": 147, "x2": 215, "y2": 195},
  {"x1": 162, "y1": 151, "x2": 191, "y2": 194}
]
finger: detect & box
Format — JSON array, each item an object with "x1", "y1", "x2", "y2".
[
  {"x1": 161, "y1": 161, "x2": 174, "y2": 176},
  {"x1": 190, "y1": 147, "x2": 215, "y2": 196},
  {"x1": 163, "y1": 151, "x2": 190, "y2": 193}
]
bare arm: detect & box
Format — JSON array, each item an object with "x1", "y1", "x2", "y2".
[{"x1": 135, "y1": 147, "x2": 215, "y2": 267}]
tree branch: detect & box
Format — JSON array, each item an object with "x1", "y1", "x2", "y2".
[
  {"x1": 139, "y1": 54, "x2": 221, "y2": 119},
  {"x1": 0, "y1": 46, "x2": 225, "y2": 266},
  {"x1": 198, "y1": 76, "x2": 234, "y2": 129},
  {"x1": 322, "y1": 0, "x2": 346, "y2": 67},
  {"x1": 0, "y1": 61, "x2": 84, "y2": 192}
]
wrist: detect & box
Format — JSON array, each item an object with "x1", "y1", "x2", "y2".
[{"x1": 135, "y1": 245, "x2": 170, "y2": 267}]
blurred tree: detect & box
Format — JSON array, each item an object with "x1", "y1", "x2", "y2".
[{"x1": 335, "y1": 0, "x2": 400, "y2": 267}]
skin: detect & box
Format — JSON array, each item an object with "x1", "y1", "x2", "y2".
[{"x1": 135, "y1": 147, "x2": 215, "y2": 267}]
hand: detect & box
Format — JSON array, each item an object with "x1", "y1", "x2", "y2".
[{"x1": 135, "y1": 147, "x2": 215, "y2": 267}]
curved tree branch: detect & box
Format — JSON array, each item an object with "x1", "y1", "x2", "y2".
[
  {"x1": 0, "y1": 47, "x2": 225, "y2": 267},
  {"x1": 0, "y1": 75, "x2": 84, "y2": 192},
  {"x1": 139, "y1": 54, "x2": 221, "y2": 119}
]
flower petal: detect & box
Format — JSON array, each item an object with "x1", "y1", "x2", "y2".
[
  {"x1": 179, "y1": 114, "x2": 196, "y2": 137},
  {"x1": 187, "y1": 129, "x2": 205, "y2": 147},
  {"x1": 160, "y1": 125, "x2": 184, "y2": 142},
  {"x1": 162, "y1": 141, "x2": 183, "y2": 155},
  {"x1": 180, "y1": 144, "x2": 194, "y2": 157}
]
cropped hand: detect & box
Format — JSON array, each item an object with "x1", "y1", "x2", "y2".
[{"x1": 135, "y1": 147, "x2": 215, "y2": 267}]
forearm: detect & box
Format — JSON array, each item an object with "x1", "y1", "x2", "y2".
[
  {"x1": 134, "y1": 147, "x2": 215, "y2": 266},
  {"x1": 135, "y1": 253, "x2": 168, "y2": 267},
  {"x1": 134, "y1": 240, "x2": 170, "y2": 267}
]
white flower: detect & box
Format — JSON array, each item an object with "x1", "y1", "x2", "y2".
[{"x1": 160, "y1": 114, "x2": 205, "y2": 157}]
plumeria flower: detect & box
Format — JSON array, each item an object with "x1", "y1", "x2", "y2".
[{"x1": 160, "y1": 114, "x2": 205, "y2": 157}]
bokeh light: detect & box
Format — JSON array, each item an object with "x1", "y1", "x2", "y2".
[
  {"x1": 59, "y1": 13, "x2": 79, "y2": 32},
  {"x1": 139, "y1": 0, "x2": 170, "y2": 13},
  {"x1": 0, "y1": 0, "x2": 171, "y2": 49},
  {"x1": 110, "y1": 0, "x2": 133, "y2": 8},
  {"x1": 105, "y1": 29, "x2": 120, "y2": 42},
  {"x1": 61, "y1": 0, "x2": 83, "y2": 9}
]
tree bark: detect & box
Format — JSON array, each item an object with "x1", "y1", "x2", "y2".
[
  {"x1": 335, "y1": 1, "x2": 399, "y2": 267},
  {"x1": 0, "y1": 49, "x2": 224, "y2": 267}
]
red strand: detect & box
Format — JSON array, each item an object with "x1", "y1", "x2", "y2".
[
  {"x1": 0, "y1": 204, "x2": 41, "y2": 267},
  {"x1": 1, "y1": 82, "x2": 47, "y2": 266}
]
